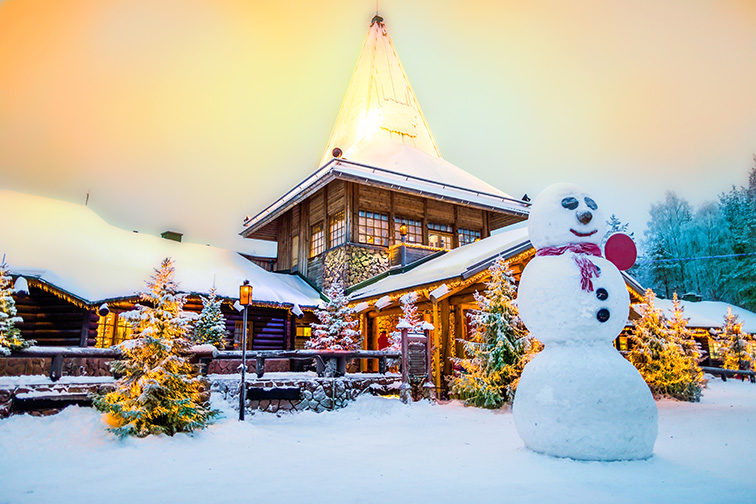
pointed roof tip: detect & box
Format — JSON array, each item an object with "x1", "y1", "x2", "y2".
[{"x1": 321, "y1": 11, "x2": 441, "y2": 166}]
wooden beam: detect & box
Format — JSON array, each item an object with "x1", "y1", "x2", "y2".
[
  {"x1": 454, "y1": 304, "x2": 466, "y2": 359},
  {"x1": 440, "y1": 298, "x2": 452, "y2": 378},
  {"x1": 79, "y1": 310, "x2": 90, "y2": 347}
]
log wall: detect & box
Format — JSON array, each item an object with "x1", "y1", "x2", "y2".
[
  {"x1": 269, "y1": 179, "x2": 527, "y2": 288},
  {"x1": 15, "y1": 286, "x2": 97, "y2": 347}
]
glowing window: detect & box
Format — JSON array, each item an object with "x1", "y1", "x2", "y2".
[
  {"x1": 95, "y1": 312, "x2": 134, "y2": 348},
  {"x1": 358, "y1": 210, "x2": 389, "y2": 246},
  {"x1": 458, "y1": 228, "x2": 481, "y2": 246},
  {"x1": 310, "y1": 223, "x2": 324, "y2": 257},
  {"x1": 394, "y1": 217, "x2": 422, "y2": 244},
  {"x1": 428, "y1": 222, "x2": 453, "y2": 250},
  {"x1": 330, "y1": 212, "x2": 346, "y2": 247}
]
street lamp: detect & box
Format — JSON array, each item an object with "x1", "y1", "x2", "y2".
[
  {"x1": 399, "y1": 224, "x2": 408, "y2": 267},
  {"x1": 239, "y1": 280, "x2": 252, "y2": 421}
]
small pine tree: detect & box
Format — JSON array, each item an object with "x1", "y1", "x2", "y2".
[
  {"x1": 0, "y1": 261, "x2": 33, "y2": 355},
  {"x1": 388, "y1": 292, "x2": 422, "y2": 352},
  {"x1": 449, "y1": 258, "x2": 540, "y2": 408},
  {"x1": 306, "y1": 281, "x2": 361, "y2": 351},
  {"x1": 720, "y1": 308, "x2": 754, "y2": 372},
  {"x1": 192, "y1": 288, "x2": 227, "y2": 350},
  {"x1": 93, "y1": 258, "x2": 218, "y2": 437},
  {"x1": 627, "y1": 289, "x2": 704, "y2": 401}
]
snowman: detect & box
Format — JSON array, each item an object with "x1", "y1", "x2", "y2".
[{"x1": 513, "y1": 183, "x2": 657, "y2": 461}]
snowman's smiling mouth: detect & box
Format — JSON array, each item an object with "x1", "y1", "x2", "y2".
[{"x1": 570, "y1": 229, "x2": 597, "y2": 237}]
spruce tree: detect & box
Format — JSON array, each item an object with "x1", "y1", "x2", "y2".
[
  {"x1": 720, "y1": 308, "x2": 754, "y2": 372},
  {"x1": 627, "y1": 289, "x2": 704, "y2": 401},
  {"x1": 449, "y1": 258, "x2": 539, "y2": 408},
  {"x1": 192, "y1": 288, "x2": 227, "y2": 350},
  {"x1": 388, "y1": 292, "x2": 422, "y2": 352},
  {"x1": 0, "y1": 261, "x2": 33, "y2": 355},
  {"x1": 306, "y1": 281, "x2": 360, "y2": 351},
  {"x1": 93, "y1": 258, "x2": 218, "y2": 437}
]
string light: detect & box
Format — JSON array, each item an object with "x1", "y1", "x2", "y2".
[{"x1": 636, "y1": 251, "x2": 756, "y2": 265}]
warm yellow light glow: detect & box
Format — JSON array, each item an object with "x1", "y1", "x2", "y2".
[{"x1": 239, "y1": 281, "x2": 252, "y2": 306}]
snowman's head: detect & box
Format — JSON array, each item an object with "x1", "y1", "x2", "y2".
[{"x1": 528, "y1": 183, "x2": 606, "y2": 250}]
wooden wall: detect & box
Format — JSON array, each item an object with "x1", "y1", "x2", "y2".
[
  {"x1": 271, "y1": 179, "x2": 527, "y2": 284},
  {"x1": 14, "y1": 287, "x2": 296, "y2": 352},
  {"x1": 15, "y1": 286, "x2": 97, "y2": 347}
]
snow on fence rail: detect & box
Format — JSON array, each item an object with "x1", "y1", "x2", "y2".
[{"x1": 4, "y1": 346, "x2": 402, "y2": 381}]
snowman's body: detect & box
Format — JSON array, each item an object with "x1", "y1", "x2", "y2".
[{"x1": 513, "y1": 183, "x2": 657, "y2": 461}]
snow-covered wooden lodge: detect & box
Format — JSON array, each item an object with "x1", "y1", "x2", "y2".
[{"x1": 1, "y1": 190, "x2": 321, "y2": 357}]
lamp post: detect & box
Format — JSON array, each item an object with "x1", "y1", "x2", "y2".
[
  {"x1": 239, "y1": 280, "x2": 253, "y2": 421},
  {"x1": 399, "y1": 224, "x2": 408, "y2": 267}
]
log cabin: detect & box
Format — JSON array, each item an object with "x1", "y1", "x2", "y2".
[
  {"x1": 241, "y1": 15, "x2": 530, "y2": 293},
  {"x1": 1, "y1": 189, "x2": 322, "y2": 359}
]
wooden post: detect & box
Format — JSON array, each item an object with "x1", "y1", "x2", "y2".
[
  {"x1": 421, "y1": 323, "x2": 436, "y2": 401},
  {"x1": 50, "y1": 354, "x2": 64, "y2": 382},
  {"x1": 378, "y1": 356, "x2": 387, "y2": 374},
  {"x1": 432, "y1": 301, "x2": 441, "y2": 389},
  {"x1": 79, "y1": 310, "x2": 90, "y2": 347},
  {"x1": 256, "y1": 357, "x2": 265, "y2": 378},
  {"x1": 440, "y1": 299, "x2": 451, "y2": 379}
]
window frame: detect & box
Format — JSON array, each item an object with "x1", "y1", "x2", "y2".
[
  {"x1": 310, "y1": 222, "x2": 325, "y2": 257},
  {"x1": 358, "y1": 210, "x2": 390, "y2": 247}
]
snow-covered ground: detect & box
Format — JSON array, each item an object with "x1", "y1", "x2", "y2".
[{"x1": 1, "y1": 378, "x2": 754, "y2": 504}]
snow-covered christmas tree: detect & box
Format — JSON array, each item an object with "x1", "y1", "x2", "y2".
[
  {"x1": 720, "y1": 307, "x2": 754, "y2": 372},
  {"x1": 306, "y1": 281, "x2": 361, "y2": 351},
  {"x1": 93, "y1": 258, "x2": 218, "y2": 437},
  {"x1": 192, "y1": 288, "x2": 227, "y2": 350},
  {"x1": 0, "y1": 261, "x2": 33, "y2": 355},
  {"x1": 388, "y1": 292, "x2": 422, "y2": 352},
  {"x1": 449, "y1": 258, "x2": 539, "y2": 408},
  {"x1": 627, "y1": 289, "x2": 704, "y2": 401}
]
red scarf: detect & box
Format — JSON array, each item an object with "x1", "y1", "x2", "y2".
[{"x1": 536, "y1": 243, "x2": 602, "y2": 292}]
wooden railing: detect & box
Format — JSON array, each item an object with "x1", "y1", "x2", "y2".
[
  {"x1": 701, "y1": 366, "x2": 756, "y2": 384},
  {"x1": 6, "y1": 346, "x2": 401, "y2": 381}
]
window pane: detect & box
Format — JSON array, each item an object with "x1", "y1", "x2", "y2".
[{"x1": 358, "y1": 209, "x2": 389, "y2": 246}]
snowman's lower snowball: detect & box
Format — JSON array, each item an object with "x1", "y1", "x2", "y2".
[{"x1": 513, "y1": 341, "x2": 658, "y2": 461}]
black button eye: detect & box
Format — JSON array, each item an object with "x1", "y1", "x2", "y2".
[
  {"x1": 597, "y1": 309, "x2": 610, "y2": 322},
  {"x1": 561, "y1": 197, "x2": 579, "y2": 210},
  {"x1": 584, "y1": 197, "x2": 598, "y2": 210},
  {"x1": 596, "y1": 288, "x2": 608, "y2": 301}
]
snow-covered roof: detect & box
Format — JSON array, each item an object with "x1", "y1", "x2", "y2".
[
  {"x1": 1, "y1": 190, "x2": 321, "y2": 308},
  {"x1": 350, "y1": 225, "x2": 531, "y2": 300},
  {"x1": 242, "y1": 155, "x2": 529, "y2": 234},
  {"x1": 652, "y1": 298, "x2": 756, "y2": 334}
]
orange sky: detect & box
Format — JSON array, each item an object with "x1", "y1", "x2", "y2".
[{"x1": 1, "y1": 0, "x2": 755, "y2": 253}]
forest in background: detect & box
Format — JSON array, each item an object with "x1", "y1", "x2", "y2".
[{"x1": 632, "y1": 156, "x2": 756, "y2": 312}]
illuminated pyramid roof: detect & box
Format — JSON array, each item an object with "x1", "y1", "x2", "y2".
[
  {"x1": 320, "y1": 14, "x2": 441, "y2": 166},
  {"x1": 243, "y1": 15, "x2": 528, "y2": 235}
]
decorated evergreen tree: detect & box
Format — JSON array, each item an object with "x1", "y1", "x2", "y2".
[
  {"x1": 306, "y1": 281, "x2": 360, "y2": 351},
  {"x1": 93, "y1": 258, "x2": 218, "y2": 437},
  {"x1": 720, "y1": 308, "x2": 754, "y2": 372},
  {"x1": 449, "y1": 258, "x2": 540, "y2": 408},
  {"x1": 388, "y1": 292, "x2": 422, "y2": 352},
  {"x1": 0, "y1": 261, "x2": 33, "y2": 355},
  {"x1": 192, "y1": 288, "x2": 227, "y2": 350},
  {"x1": 627, "y1": 289, "x2": 704, "y2": 401}
]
